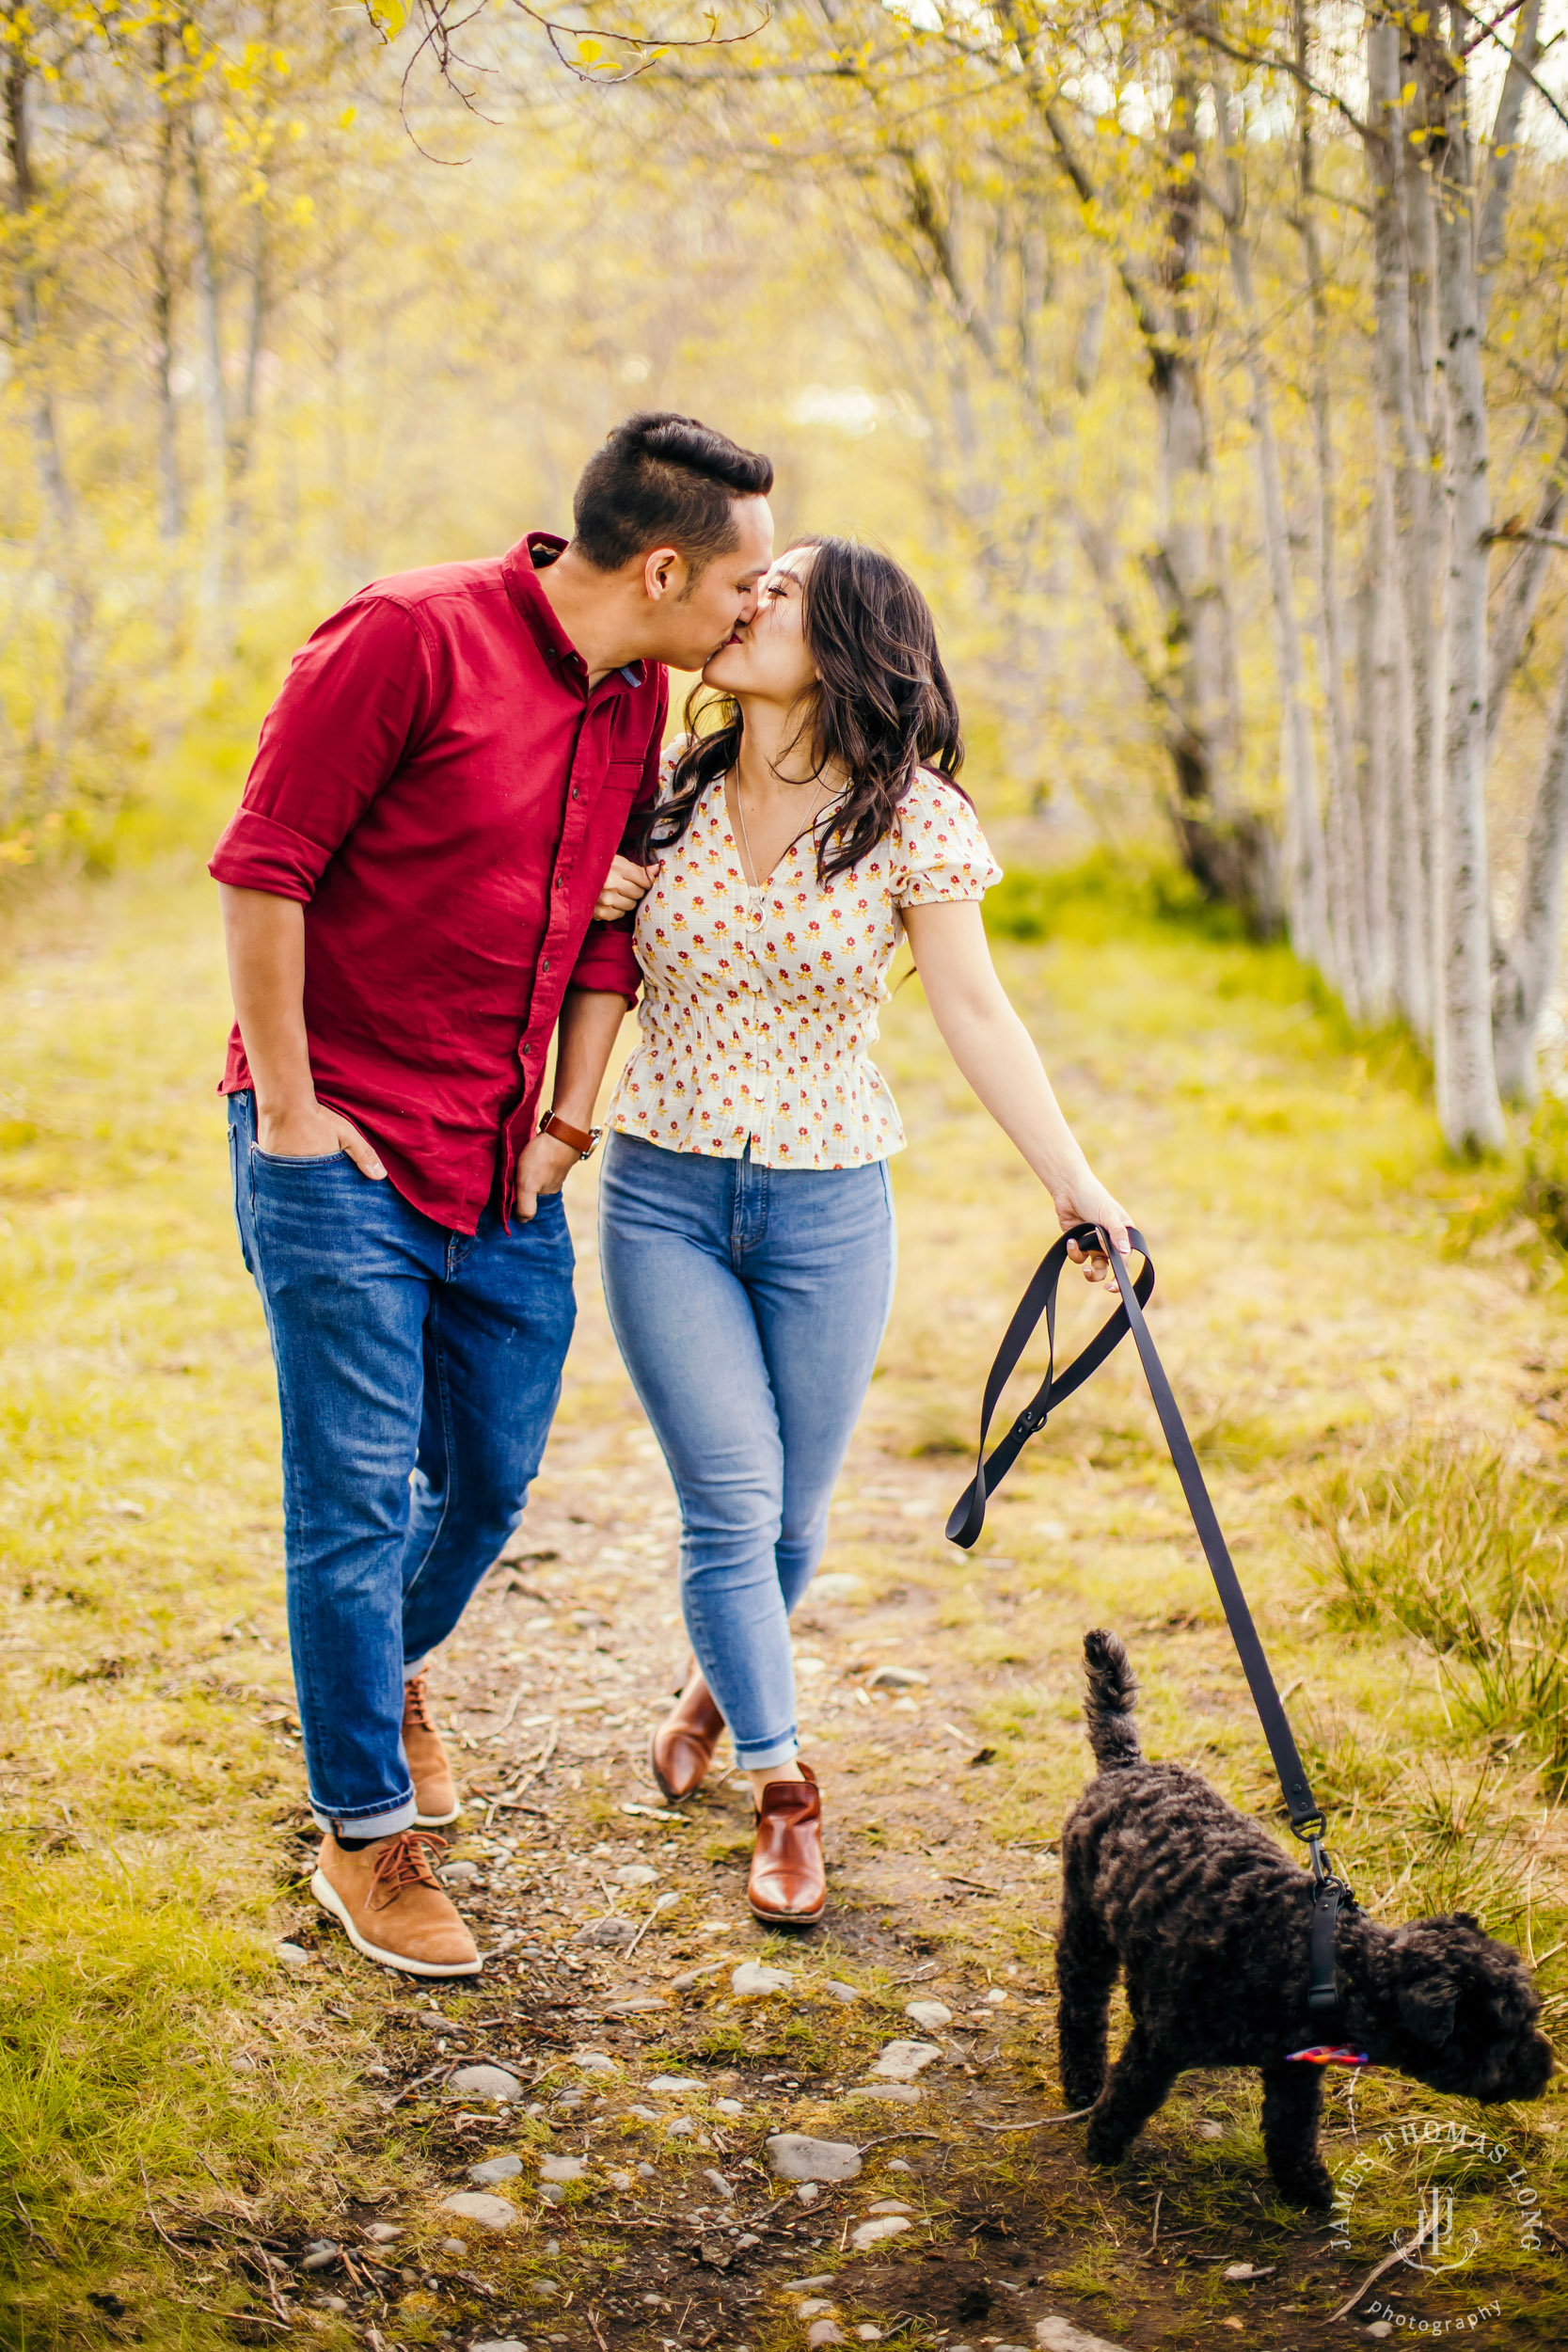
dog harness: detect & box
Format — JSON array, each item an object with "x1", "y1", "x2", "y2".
[{"x1": 949, "y1": 1224, "x2": 1368, "y2": 2058}]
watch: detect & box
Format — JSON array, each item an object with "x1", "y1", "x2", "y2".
[{"x1": 538, "y1": 1106, "x2": 602, "y2": 1160}]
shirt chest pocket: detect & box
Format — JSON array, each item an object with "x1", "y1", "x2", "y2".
[{"x1": 582, "y1": 757, "x2": 644, "y2": 854}]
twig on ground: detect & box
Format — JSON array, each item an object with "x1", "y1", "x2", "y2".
[
  {"x1": 587, "y1": 2306, "x2": 610, "y2": 2351},
  {"x1": 625, "y1": 1892, "x2": 677, "y2": 1957},
  {"x1": 137, "y1": 2159, "x2": 199, "y2": 2263},
  {"x1": 486, "y1": 1725, "x2": 559, "y2": 1818},
  {"x1": 942, "y1": 1873, "x2": 1000, "y2": 1893},
  {"x1": 1330, "y1": 2207, "x2": 1435, "y2": 2322},
  {"x1": 1148, "y1": 2187, "x2": 1163, "y2": 2250},
  {"x1": 891, "y1": 1962, "x2": 942, "y2": 1984},
  {"x1": 186, "y1": 2306, "x2": 291, "y2": 2331},
  {"x1": 487, "y1": 1676, "x2": 532, "y2": 1742},
  {"x1": 388, "y1": 2059, "x2": 453, "y2": 2107},
  {"x1": 234, "y1": 2244, "x2": 293, "y2": 2324},
  {"x1": 1539, "y1": 2218, "x2": 1568, "y2": 2256},
  {"x1": 972, "y1": 2106, "x2": 1094, "y2": 2133},
  {"x1": 856, "y1": 2130, "x2": 945, "y2": 2152}
]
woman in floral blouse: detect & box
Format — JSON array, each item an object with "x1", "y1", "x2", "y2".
[{"x1": 592, "y1": 538, "x2": 1131, "y2": 1926}]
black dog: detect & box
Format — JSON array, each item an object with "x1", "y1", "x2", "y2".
[{"x1": 1056, "y1": 1629, "x2": 1553, "y2": 2206}]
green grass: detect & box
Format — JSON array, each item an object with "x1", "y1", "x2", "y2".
[
  {"x1": 7, "y1": 838, "x2": 1568, "y2": 2338},
  {"x1": 1301, "y1": 1430, "x2": 1568, "y2": 1789}
]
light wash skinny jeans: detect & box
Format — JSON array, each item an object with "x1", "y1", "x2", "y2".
[{"x1": 598, "y1": 1130, "x2": 895, "y2": 1769}]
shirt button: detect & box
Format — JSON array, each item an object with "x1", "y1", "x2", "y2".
[
  {"x1": 542, "y1": 959, "x2": 553, "y2": 975},
  {"x1": 571, "y1": 787, "x2": 580, "y2": 800}
]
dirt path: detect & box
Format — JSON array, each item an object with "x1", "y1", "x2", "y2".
[{"x1": 261, "y1": 913, "x2": 1568, "y2": 2351}]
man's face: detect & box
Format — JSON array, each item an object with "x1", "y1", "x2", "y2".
[{"x1": 641, "y1": 495, "x2": 775, "y2": 670}]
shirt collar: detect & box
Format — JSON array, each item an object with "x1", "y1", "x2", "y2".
[{"x1": 503, "y1": 533, "x2": 645, "y2": 692}]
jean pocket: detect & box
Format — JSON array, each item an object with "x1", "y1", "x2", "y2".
[{"x1": 251, "y1": 1145, "x2": 355, "y2": 1170}]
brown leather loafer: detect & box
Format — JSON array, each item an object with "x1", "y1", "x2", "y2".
[
  {"x1": 650, "y1": 1665, "x2": 726, "y2": 1803},
  {"x1": 748, "y1": 1764, "x2": 825, "y2": 1926}
]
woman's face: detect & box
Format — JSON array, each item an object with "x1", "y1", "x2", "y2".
[{"x1": 701, "y1": 550, "x2": 817, "y2": 704}]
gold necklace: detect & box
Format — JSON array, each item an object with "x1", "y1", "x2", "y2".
[{"x1": 733, "y1": 767, "x2": 829, "y2": 891}]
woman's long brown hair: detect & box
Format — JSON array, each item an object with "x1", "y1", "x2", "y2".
[{"x1": 635, "y1": 535, "x2": 965, "y2": 884}]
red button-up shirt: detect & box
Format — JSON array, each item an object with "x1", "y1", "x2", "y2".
[{"x1": 210, "y1": 533, "x2": 664, "y2": 1232}]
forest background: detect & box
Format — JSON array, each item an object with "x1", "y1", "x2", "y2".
[{"x1": 8, "y1": 0, "x2": 1568, "y2": 1150}]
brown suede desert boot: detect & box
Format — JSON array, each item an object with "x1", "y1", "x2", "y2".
[
  {"x1": 748, "y1": 1764, "x2": 825, "y2": 1926},
  {"x1": 650, "y1": 1665, "x2": 726, "y2": 1803},
  {"x1": 404, "y1": 1670, "x2": 461, "y2": 1827},
  {"x1": 311, "y1": 1829, "x2": 481, "y2": 1977}
]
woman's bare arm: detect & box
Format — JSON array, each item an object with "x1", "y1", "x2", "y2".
[{"x1": 902, "y1": 898, "x2": 1131, "y2": 1276}]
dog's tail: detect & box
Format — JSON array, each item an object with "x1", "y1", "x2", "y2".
[{"x1": 1083, "y1": 1629, "x2": 1142, "y2": 1770}]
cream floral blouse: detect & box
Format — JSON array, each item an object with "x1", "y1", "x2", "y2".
[{"x1": 608, "y1": 760, "x2": 1003, "y2": 1168}]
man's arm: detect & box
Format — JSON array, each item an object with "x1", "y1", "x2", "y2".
[
  {"x1": 219, "y1": 884, "x2": 387, "y2": 1176},
  {"x1": 514, "y1": 986, "x2": 627, "y2": 1221}
]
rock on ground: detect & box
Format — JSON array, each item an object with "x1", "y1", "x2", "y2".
[
  {"x1": 1036, "y1": 2319, "x2": 1129, "y2": 2352},
  {"x1": 469, "y1": 2154, "x2": 522, "y2": 2185},
  {"x1": 445, "y1": 2064, "x2": 521, "y2": 2103},
  {"x1": 851, "y1": 2217, "x2": 910, "y2": 2251},
  {"x1": 766, "y1": 2134, "x2": 862, "y2": 2184},
  {"x1": 871, "y1": 2040, "x2": 941, "y2": 2081},
  {"x1": 438, "y1": 2192, "x2": 521, "y2": 2231},
  {"x1": 731, "y1": 1960, "x2": 794, "y2": 1997}
]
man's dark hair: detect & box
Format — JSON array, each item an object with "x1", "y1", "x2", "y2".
[{"x1": 572, "y1": 412, "x2": 773, "y2": 574}]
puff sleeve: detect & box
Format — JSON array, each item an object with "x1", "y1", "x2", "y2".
[{"x1": 891, "y1": 771, "x2": 1003, "y2": 908}]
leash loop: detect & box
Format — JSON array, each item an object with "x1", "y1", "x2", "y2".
[{"x1": 944, "y1": 1225, "x2": 1154, "y2": 1552}]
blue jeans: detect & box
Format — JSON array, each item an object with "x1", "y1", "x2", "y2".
[
  {"x1": 598, "y1": 1131, "x2": 895, "y2": 1769},
  {"x1": 228, "y1": 1090, "x2": 575, "y2": 1836}
]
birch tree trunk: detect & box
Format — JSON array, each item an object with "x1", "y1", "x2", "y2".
[
  {"x1": 1295, "y1": 0, "x2": 1369, "y2": 1014},
  {"x1": 1494, "y1": 647, "x2": 1568, "y2": 1100},
  {"x1": 4, "y1": 15, "x2": 93, "y2": 790},
  {"x1": 1354, "y1": 547, "x2": 1395, "y2": 1013},
  {"x1": 1215, "y1": 69, "x2": 1330, "y2": 971},
  {"x1": 1432, "y1": 14, "x2": 1505, "y2": 1152},
  {"x1": 184, "y1": 104, "x2": 230, "y2": 631},
  {"x1": 1486, "y1": 420, "x2": 1568, "y2": 748},
  {"x1": 1367, "y1": 16, "x2": 1441, "y2": 1037},
  {"x1": 149, "y1": 24, "x2": 182, "y2": 547},
  {"x1": 1155, "y1": 74, "x2": 1243, "y2": 870},
  {"x1": 1475, "y1": 0, "x2": 1542, "y2": 334}
]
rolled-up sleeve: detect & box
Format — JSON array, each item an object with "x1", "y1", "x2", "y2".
[
  {"x1": 209, "y1": 596, "x2": 433, "y2": 900},
  {"x1": 569, "y1": 915, "x2": 641, "y2": 1000},
  {"x1": 567, "y1": 667, "x2": 668, "y2": 1004}
]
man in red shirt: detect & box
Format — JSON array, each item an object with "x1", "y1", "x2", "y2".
[{"x1": 213, "y1": 414, "x2": 773, "y2": 1976}]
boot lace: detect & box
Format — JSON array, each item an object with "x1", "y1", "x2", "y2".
[
  {"x1": 368, "y1": 1828, "x2": 446, "y2": 1911},
  {"x1": 403, "y1": 1672, "x2": 436, "y2": 1734}
]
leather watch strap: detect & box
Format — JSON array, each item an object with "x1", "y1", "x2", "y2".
[{"x1": 538, "y1": 1107, "x2": 600, "y2": 1158}]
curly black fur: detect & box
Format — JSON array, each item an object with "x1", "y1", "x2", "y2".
[{"x1": 1057, "y1": 1629, "x2": 1553, "y2": 2207}]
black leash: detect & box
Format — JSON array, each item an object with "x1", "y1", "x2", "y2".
[{"x1": 947, "y1": 1224, "x2": 1361, "y2": 2055}]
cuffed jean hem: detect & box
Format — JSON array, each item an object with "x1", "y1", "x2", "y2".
[
  {"x1": 312, "y1": 1794, "x2": 418, "y2": 1839},
  {"x1": 732, "y1": 1731, "x2": 800, "y2": 1772}
]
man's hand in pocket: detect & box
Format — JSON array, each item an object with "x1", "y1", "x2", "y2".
[{"x1": 257, "y1": 1098, "x2": 387, "y2": 1179}]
